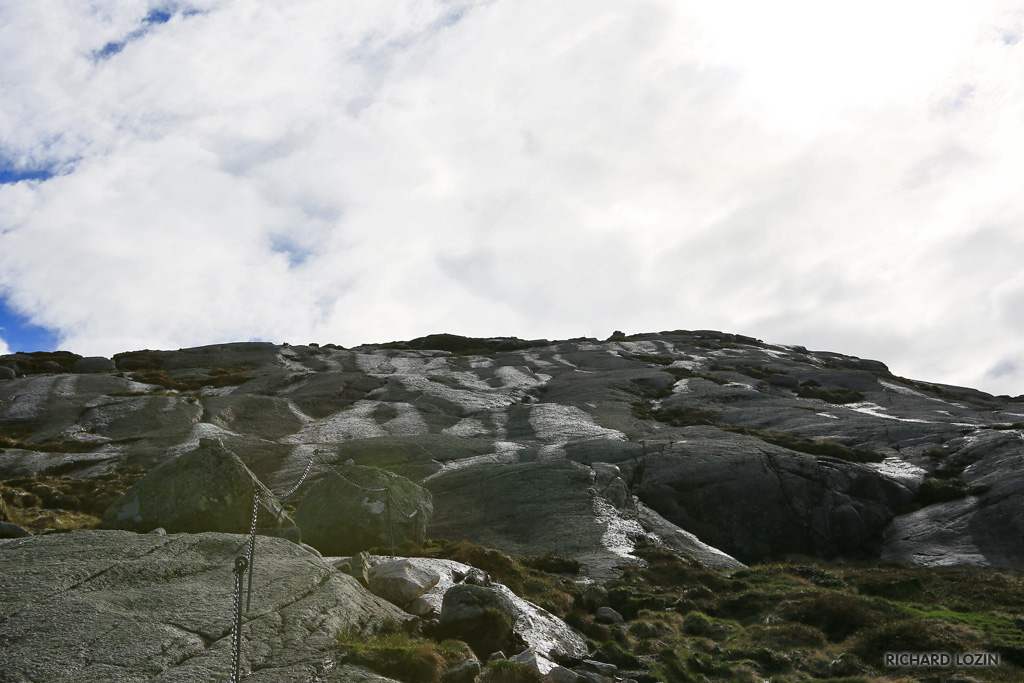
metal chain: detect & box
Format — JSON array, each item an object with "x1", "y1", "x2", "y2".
[
  {"x1": 314, "y1": 450, "x2": 386, "y2": 492},
  {"x1": 275, "y1": 448, "x2": 318, "y2": 500},
  {"x1": 228, "y1": 443, "x2": 422, "y2": 680},
  {"x1": 230, "y1": 555, "x2": 248, "y2": 683},
  {"x1": 244, "y1": 489, "x2": 259, "y2": 613},
  {"x1": 388, "y1": 496, "x2": 419, "y2": 520}
]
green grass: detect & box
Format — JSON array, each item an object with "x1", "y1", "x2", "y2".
[
  {"x1": 338, "y1": 626, "x2": 471, "y2": 683},
  {"x1": 333, "y1": 537, "x2": 1024, "y2": 682},
  {"x1": 1, "y1": 468, "x2": 147, "y2": 532},
  {"x1": 710, "y1": 364, "x2": 788, "y2": 381}
]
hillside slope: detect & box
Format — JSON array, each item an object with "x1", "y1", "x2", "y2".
[{"x1": 2, "y1": 330, "x2": 1023, "y2": 571}]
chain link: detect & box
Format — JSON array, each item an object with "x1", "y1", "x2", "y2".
[
  {"x1": 230, "y1": 555, "x2": 248, "y2": 683},
  {"x1": 244, "y1": 489, "x2": 259, "y2": 613},
  {"x1": 227, "y1": 443, "x2": 422, "y2": 681},
  {"x1": 275, "y1": 449, "x2": 318, "y2": 500},
  {"x1": 314, "y1": 449, "x2": 387, "y2": 492}
]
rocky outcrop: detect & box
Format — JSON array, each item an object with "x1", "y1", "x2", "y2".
[
  {"x1": 2, "y1": 331, "x2": 1023, "y2": 570},
  {"x1": 427, "y1": 460, "x2": 645, "y2": 580},
  {"x1": 294, "y1": 465, "x2": 431, "y2": 556},
  {"x1": 883, "y1": 430, "x2": 1024, "y2": 566},
  {"x1": 427, "y1": 459, "x2": 742, "y2": 579},
  {"x1": 0, "y1": 530, "x2": 408, "y2": 682},
  {"x1": 102, "y1": 439, "x2": 296, "y2": 535},
  {"x1": 71, "y1": 356, "x2": 116, "y2": 373},
  {"x1": 634, "y1": 426, "x2": 912, "y2": 563},
  {"x1": 373, "y1": 556, "x2": 588, "y2": 671}
]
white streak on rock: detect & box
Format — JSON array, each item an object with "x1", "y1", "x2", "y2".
[
  {"x1": 286, "y1": 400, "x2": 387, "y2": 443},
  {"x1": 842, "y1": 402, "x2": 932, "y2": 423},
  {"x1": 422, "y1": 443, "x2": 522, "y2": 482},
  {"x1": 442, "y1": 418, "x2": 489, "y2": 438},
  {"x1": 866, "y1": 456, "x2": 928, "y2": 485},
  {"x1": 529, "y1": 404, "x2": 626, "y2": 443}
]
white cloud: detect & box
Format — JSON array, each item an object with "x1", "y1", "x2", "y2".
[
  {"x1": 0, "y1": 333, "x2": 9, "y2": 356},
  {"x1": 1, "y1": 0, "x2": 1024, "y2": 396}
]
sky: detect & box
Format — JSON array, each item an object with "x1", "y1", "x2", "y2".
[{"x1": 1, "y1": 1, "x2": 1024, "y2": 397}]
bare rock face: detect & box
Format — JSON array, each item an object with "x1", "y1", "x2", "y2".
[
  {"x1": 0, "y1": 530, "x2": 408, "y2": 682},
  {"x1": 71, "y1": 356, "x2": 116, "y2": 373},
  {"x1": 102, "y1": 439, "x2": 296, "y2": 535},
  {"x1": 1, "y1": 331, "x2": 1023, "y2": 571},
  {"x1": 426, "y1": 459, "x2": 743, "y2": 580},
  {"x1": 294, "y1": 465, "x2": 432, "y2": 556},
  {"x1": 367, "y1": 558, "x2": 440, "y2": 607},
  {"x1": 634, "y1": 426, "x2": 912, "y2": 563}
]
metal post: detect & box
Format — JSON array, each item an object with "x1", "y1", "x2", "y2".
[{"x1": 386, "y1": 490, "x2": 395, "y2": 556}]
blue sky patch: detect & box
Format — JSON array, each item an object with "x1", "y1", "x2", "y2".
[
  {"x1": 144, "y1": 8, "x2": 175, "y2": 25},
  {"x1": 93, "y1": 5, "x2": 196, "y2": 62},
  {"x1": 0, "y1": 165, "x2": 55, "y2": 185},
  {"x1": 0, "y1": 299, "x2": 60, "y2": 354}
]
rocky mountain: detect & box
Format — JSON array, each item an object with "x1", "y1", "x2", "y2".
[
  {"x1": 3, "y1": 330, "x2": 1024, "y2": 681},
  {"x1": 2, "y1": 330, "x2": 1023, "y2": 570}
]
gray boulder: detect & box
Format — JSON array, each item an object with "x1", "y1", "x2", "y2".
[
  {"x1": 0, "y1": 364, "x2": 15, "y2": 380},
  {"x1": 594, "y1": 606, "x2": 624, "y2": 625},
  {"x1": 71, "y1": 356, "x2": 115, "y2": 373},
  {"x1": 383, "y1": 556, "x2": 586, "y2": 669},
  {"x1": 102, "y1": 439, "x2": 296, "y2": 534},
  {"x1": 439, "y1": 584, "x2": 525, "y2": 659},
  {"x1": 367, "y1": 559, "x2": 440, "y2": 606},
  {"x1": 441, "y1": 658, "x2": 481, "y2": 683},
  {"x1": 548, "y1": 666, "x2": 586, "y2": 683},
  {"x1": 0, "y1": 530, "x2": 409, "y2": 682},
  {"x1": 0, "y1": 521, "x2": 31, "y2": 538},
  {"x1": 294, "y1": 465, "x2": 431, "y2": 556}
]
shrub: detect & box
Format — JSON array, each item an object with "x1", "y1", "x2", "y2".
[
  {"x1": 628, "y1": 610, "x2": 684, "y2": 639},
  {"x1": 595, "y1": 640, "x2": 641, "y2": 668},
  {"x1": 851, "y1": 618, "x2": 985, "y2": 665},
  {"x1": 739, "y1": 622, "x2": 827, "y2": 649},
  {"x1": 521, "y1": 552, "x2": 581, "y2": 575},
  {"x1": 915, "y1": 477, "x2": 970, "y2": 506},
  {"x1": 776, "y1": 593, "x2": 890, "y2": 641},
  {"x1": 682, "y1": 611, "x2": 734, "y2": 639},
  {"x1": 339, "y1": 629, "x2": 470, "y2": 683}
]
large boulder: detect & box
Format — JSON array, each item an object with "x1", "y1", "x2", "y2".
[
  {"x1": 387, "y1": 556, "x2": 587, "y2": 671},
  {"x1": 102, "y1": 439, "x2": 296, "y2": 535},
  {"x1": 294, "y1": 465, "x2": 431, "y2": 555},
  {"x1": 439, "y1": 584, "x2": 526, "y2": 660},
  {"x1": 0, "y1": 530, "x2": 409, "y2": 682},
  {"x1": 367, "y1": 558, "x2": 440, "y2": 606}
]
